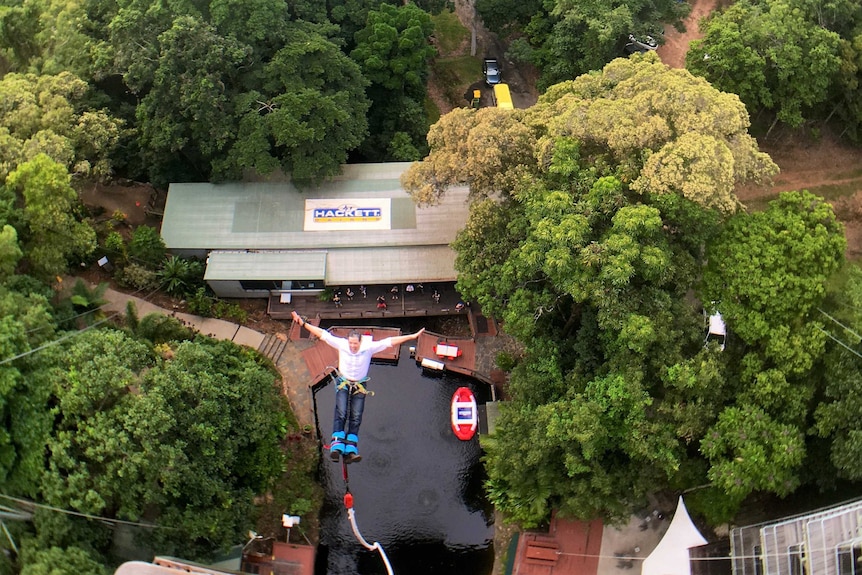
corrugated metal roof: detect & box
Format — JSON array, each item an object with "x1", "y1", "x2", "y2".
[
  {"x1": 325, "y1": 246, "x2": 457, "y2": 284},
  {"x1": 204, "y1": 250, "x2": 327, "y2": 281},
  {"x1": 161, "y1": 163, "x2": 470, "y2": 251}
]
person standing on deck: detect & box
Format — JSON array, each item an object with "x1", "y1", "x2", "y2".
[{"x1": 291, "y1": 311, "x2": 424, "y2": 463}]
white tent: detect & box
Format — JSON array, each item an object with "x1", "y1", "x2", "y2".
[{"x1": 641, "y1": 497, "x2": 707, "y2": 575}]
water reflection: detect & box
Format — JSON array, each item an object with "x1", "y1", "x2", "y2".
[{"x1": 313, "y1": 348, "x2": 494, "y2": 575}]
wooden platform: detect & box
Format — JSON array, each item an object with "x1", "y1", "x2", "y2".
[
  {"x1": 268, "y1": 282, "x2": 470, "y2": 320},
  {"x1": 513, "y1": 515, "x2": 603, "y2": 575},
  {"x1": 414, "y1": 332, "x2": 479, "y2": 379},
  {"x1": 300, "y1": 327, "x2": 403, "y2": 386}
]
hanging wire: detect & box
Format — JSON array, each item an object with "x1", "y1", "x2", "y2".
[
  {"x1": 0, "y1": 494, "x2": 170, "y2": 529},
  {"x1": 0, "y1": 314, "x2": 121, "y2": 365},
  {"x1": 1, "y1": 281, "x2": 174, "y2": 366},
  {"x1": 818, "y1": 308, "x2": 862, "y2": 342},
  {"x1": 815, "y1": 326, "x2": 862, "y2": 362}
]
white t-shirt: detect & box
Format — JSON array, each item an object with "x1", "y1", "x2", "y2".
[{"x1": 320, "y1": 331, "x2": 394, "y2": 381}]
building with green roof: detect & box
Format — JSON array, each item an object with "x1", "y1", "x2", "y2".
[{"x1": 160, "y1": 163, "x2": 470, "y2": 299}]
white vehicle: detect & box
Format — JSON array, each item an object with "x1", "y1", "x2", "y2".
[{"x1": 705, "y1": 310, "x2": 727, "y2": 351}]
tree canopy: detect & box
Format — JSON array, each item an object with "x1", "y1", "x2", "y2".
[
  {"x1": 6, "y1": 154, "x2": 97, "y2": 279},
  {"x1": 0, "y1": 72, "x2": 122, "y2": 179},
  {"x1": 404, "y1": 54, "x2": 777, "y2": 211},
  {"x1": 38, "y1": 328, "x2": 287, "y2": 555},
  {"x1": 687, "y1": 0, "x2": 850, "y2": 134},
  {"x1": 480, "y1": 0, "x2": 688, "y2": 89},
  {"x1": 406, "y1": 56, "x2": 847, "y2": 526}
]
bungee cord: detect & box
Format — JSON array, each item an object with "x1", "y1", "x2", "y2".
[
  {"x1": 343, "y1": 491, "x2": 394, "y2": 575},
  {"x1": 324, "y1": 364, "x2": 395, "y2": 575}
]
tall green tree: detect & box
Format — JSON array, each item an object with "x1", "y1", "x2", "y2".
[
  {"x1": 136, "y1": 16, "x2": 251, "y2": 183},
  {"x1": 687, "y1": 0, "x2": 842, "y2": 130},
  {"x1": 6, "y1": 154, "x2": 97, "y2": 279},
  {"x1": 0, "y1": 72, "x2": 122, "y2": 179},
  {"x1": 0, "y1": 284, "x2": 57, "y2": 496},
  {"x1": 405, "y1": 57, "x2": 830, "y2": 527},
  {"x1": 810, "y1": 264, "x2": 862, "y2": 481},
  {"x1": 497, "y1": 0, "x2": 688, "y2": 90},
  {"x1": 221, "y1": 24, "x2": 370, "y2": 182},
  {"x1": 40, "y1": 330, "x2": 287, "y2": 556},
  {"x1": 0, "y1": 224, "x2": 23, "y2": 278},
  {"x1": 351, "y1": 3, "x2": 435, "y2": 161},
  {"x1": 404, "y1": 54, "x2": 777, "y2": 209}
]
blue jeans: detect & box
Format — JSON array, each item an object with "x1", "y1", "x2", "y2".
[{"x1": 333, "y1": 385, "x2": 366, "y2": 438}]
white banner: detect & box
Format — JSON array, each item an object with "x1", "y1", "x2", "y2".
[{"x1": 304, "y1": 198, "x2": 392, "y2": 231}]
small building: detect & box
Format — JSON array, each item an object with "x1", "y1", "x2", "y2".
[
  {"x1": 160, "y1": 163, "x2": 470, "y2": 299},
  {"x1": 730, "y1": 497, "x2": 862, "y2": 575}
]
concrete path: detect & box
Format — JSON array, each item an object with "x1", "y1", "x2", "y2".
[{"x1": 101, "y1": 288, "x2": 266, "y2": 349}]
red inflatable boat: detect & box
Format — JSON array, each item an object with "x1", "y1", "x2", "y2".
[{"x1": 451, "y1": 387, "x2": 478, "y2": 440}]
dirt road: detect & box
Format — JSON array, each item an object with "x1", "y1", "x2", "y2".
[{"x1": 656, "y1": 0, "x2": 720, "y2": 68}]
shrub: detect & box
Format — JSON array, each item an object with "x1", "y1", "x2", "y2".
[
  {"x1": 158, "y1": 256, "x2": 191, "y2": 296},
  {"x1": 129, "y1": 225, "x2": 166, "y2": 268},
  {"x1": 136, "y1": 313, "x2": 195, "y2": 345},
  {"x1": 117, "y1": 263, "x2": 160, "y2": 290},
  {"x1": 496, "y1": 351, "x2": 518, "y2": 372},
  {"x1": 213, "y1": 300, "x2": 248, "y2": 323},
  {"x1": 103, "y1": 231, "x2": 127, "y2": 265},
  {"x1": 187, "y1": 287, "x2": 214, "y2": 316}
]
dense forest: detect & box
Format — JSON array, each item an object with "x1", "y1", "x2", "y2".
[
  {"x1": 2, "y1": 0, "x2": 862, "y2": 572},
  {"x1": 404, "y1": 53, "x2": 862, "y2": 528}
]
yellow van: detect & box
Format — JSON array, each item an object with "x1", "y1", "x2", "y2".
[{"x1": 493, "y1": 83, "x2": 514, "y2": 109}]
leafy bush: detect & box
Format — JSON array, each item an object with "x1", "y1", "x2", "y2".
[
  {"x1": 103, "y1": 231, "x2": 127, "y2": 265},
  {"x1": 496, "y1": 350, "x2": 518, "y2": 372},
  {"x1": 136, "y1": 313, "x2": 195, "y2": 344},
  {"x1": 158, "y1": 255, "x2": 203, "y2": 296},
  {"x1": 159, "y1": 256, "x2": 189, "y2": 295},
  {"x1": 187, "y1": 287, "x2": 214, "y2": 316},
  {"x1": 117, "y1": 263, "x2": 160, "y2": 290},
  {"x1": 129, "y1": 225, "x2": 166, "y2": 268},
  {"x1": 213, "y1": 300, "x2": 248, "y2": 323}
]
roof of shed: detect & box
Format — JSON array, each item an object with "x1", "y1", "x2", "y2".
[
  {"x1": 204, "y1": 251, "x2": 327, "y2": 281},
  {"x1": 161, "y1": 163, "x2": 470, "y2": 251}
]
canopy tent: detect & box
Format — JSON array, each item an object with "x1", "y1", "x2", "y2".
[
  {"x1": 642, "y1": 497, "x2": 707, "y2": 575},
  {"x1": 708, "y1": 312, "x2": 726, "y2": 337}
]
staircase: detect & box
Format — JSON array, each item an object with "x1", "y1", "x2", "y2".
[{"x1": 258, "y1": 333, "x2": 289, "y2": 365}]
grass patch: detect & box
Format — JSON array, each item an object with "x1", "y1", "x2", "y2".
[
  {"x1": 803, "y1": 179, "x2": 862, "y2": 202},
  {"x1": 744, "y1": 176, "x2": 862, "y2": 213},
  {"x1": 432, "y1": 10, "x2": 469, "y2": 55},
  {"x1": 425, "y1": 95, "x2": 441, "y2": 126},
  {"x1": 432, "y1": 55, "x2": 481, "y2": 106}
]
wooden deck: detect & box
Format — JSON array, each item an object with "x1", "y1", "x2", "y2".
[
  {"x1": 414, "y1": 331, "x2": 479, "y2": 379},
  {"x1": 267, "y1": 282, "x2": 471, "y2": 320},
  {"x1": 296, "y1": 326, "x2": 488, "y2": 388},
  {"x1": 514, "y1": 515, "x2": 603, "y2": 575},
  {"x1": 300, "y1": 327, "x2": 403, "y2": 386}
]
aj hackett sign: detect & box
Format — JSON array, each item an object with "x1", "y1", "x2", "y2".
[
  {"x1": 313, "y1": 204, "x2": 382, "y2": 222},
  {"x1": 304, "y1": 198, "x2": 392, "y2": 231}
]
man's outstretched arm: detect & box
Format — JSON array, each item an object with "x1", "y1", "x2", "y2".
[
  {"x1": 389, "y1": 328, "x2": 425, "y2": 346},
  {"x1": 291, "y1": 311, "x2": 326, "y2": 339}
]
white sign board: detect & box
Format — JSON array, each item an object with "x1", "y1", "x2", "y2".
[{"x1": 304, "y1": 198, "x2": 392, "y2": 231}]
